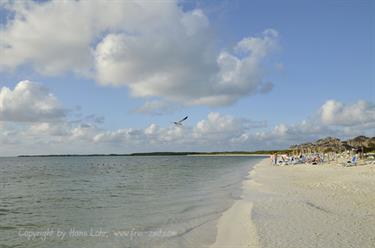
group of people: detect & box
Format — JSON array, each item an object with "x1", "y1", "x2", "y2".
[
  {"x1": 270, "y1": 153, "x2": 328, "y2": 166},
  {"x1": 270, "y1": 151, "x2": 363, "y2": 166}
]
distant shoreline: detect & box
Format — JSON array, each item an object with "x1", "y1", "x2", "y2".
[
  {"x1": 16, "y1": 151, "x2": 278, "y2": 158},
  {"x1": 187, "y1": 154, "x2": 269, "y2": 157}
]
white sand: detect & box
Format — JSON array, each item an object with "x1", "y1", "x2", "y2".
[
  {"x1": 212, "y1": 158, "x2": 375, "y2": 248},
  {"x1": 211, "y1": 201, "x2": 259, "y2": 248}
]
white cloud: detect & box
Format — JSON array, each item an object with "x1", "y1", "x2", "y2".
[
  {"x1": 273, "y1": 123, "x2": 288, "y2": 136},
  {"x1": 144, "y1": 123, "x2": 159, "y2": 136},
  {"x1": 0, "y1": 0, "x2": 278, "y2": 106},
  {"x1": 0, "y1": 80, "x2": 65, "y2": 122},
  {"x1": 247, "y1": 100, "x2": 375, "y2": 149},
  {"x1": 28, "y1": 122, "x2": 69, "y2": 137},
  {"x1": 93, "y1": 128, "x2": 143, "y2": 144},
  {"x1": 90, "y1": 112, "x2": 254, "y2": 149},
  {"x1": 320, "y1": 100, "x2": 375, "y2": 127},
  {"x1": 0, "y1": 83, "x2": 373, "y2": 156},
  {"x1": 93, "y1": 123, "x2": 189, "y2": 146},
  {"x1": 70, "y1": 124, "x2": 101, "y2": 142},
  {"x1": 0, "y1": 0, "x2": 178, "y2": 75},
  {"x1": 235, "y1": 29, "x2": 279, "y2": 58},
  {"x1": 133, "y1": 100, "x2": 178, "y2": 115},
  {"x1": 96, "y1": 28, "x2": 278, "y2": 106},
  {"x1": 193, "y1": 112, "x2": 245, "y2": 139}
]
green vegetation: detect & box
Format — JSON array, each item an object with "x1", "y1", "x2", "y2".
[
  {"x1": 17, "y1": 136, "x2": 374, "y2": 157},
  {"x1": 18, "y1": 149, "x2": 294, "y2": 157},
  {"x1": 18, "y1": 154, "x2": 129, "y2": 157},
  {"x1": 128, "y1": 152, "x2": 199, "y2": 156}
]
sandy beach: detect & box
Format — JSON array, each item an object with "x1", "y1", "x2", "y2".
[{"x1": 212, "y1": 158, "x2": 375, "y2": 248}]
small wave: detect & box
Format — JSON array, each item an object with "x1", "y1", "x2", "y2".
[{"x1": 179, "y1": 205, "x2": 199, "y2": 214}]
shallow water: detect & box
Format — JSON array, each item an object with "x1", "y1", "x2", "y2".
[{"x1": 0, "y1": 156, "x2": 263, "y2": 247}]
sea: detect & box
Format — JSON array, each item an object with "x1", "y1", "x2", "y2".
[{"x1": 0, "y1": 156, "x2": 264, "y2": 248}]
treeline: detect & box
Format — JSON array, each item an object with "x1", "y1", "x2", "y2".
[
  {"x1": 128, "y1": 152, "x2": 200, "y2": 156},
  {"x1": 18, "y1": 154, "x2": 128, "y2": 157},
  {"x1": 18, "y1": 150, "x2": 293, "y2": 157}
]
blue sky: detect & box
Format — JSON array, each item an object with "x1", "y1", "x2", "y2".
[{"x1": 0, "y1": 0, "x2": 374, "y2": 155}]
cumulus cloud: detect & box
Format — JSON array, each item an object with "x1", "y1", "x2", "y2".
[
  {"x1": 192, "y1": 112, "x2": 265, "y2": 142},
  {"x1": 320, "y1": 100, "x2": 375, "y2": 127},
  {"x1": 95, "y1": 28, "x2": 278, "y2": 106},
  {"x1": 0, "y1": 80, "x2": 65, "y2": 122},
  {"x1": 93, "y1": 124, "x2": 189, "y2": 146},
  {"x1": 133, "y1": 100, "x2": 178, "y2": 115},
  {"x1": 247, "y1": 100, "x2": 375, "y2": 149},
  {"x1": 91, "y1": 112, "x2": 266, "y2": 150},
  {"x1": 28, "y1": 122, "x2": 69, "y2": 137},
  {"x1": 0, "y1": 81, "x2": 373, "y2": 156},
  {"x1": 0, "y1": 0, "x2": 175, "y2": 75},
  {"x1": 0, "y1": 0, "x2": 278, "y2": 106}
]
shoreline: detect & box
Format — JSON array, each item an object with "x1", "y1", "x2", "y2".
[
  {"x1": 211, "y1": 158, "x2": 375, "y2": 248},
  {"x1": 210, "y1": 158, "x2": 266, "y2": 248},
  {"x1": 14, "y1": 153, "x2": 270, "y2": 158},
  {"x1": 187, "y1": 154, "x2": 269, "y2": 157}
]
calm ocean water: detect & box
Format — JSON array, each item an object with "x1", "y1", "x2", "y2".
[{"x1": 0, "y1": 156, "x2": 263, "y2": 248}]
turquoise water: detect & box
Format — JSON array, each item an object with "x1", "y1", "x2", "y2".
[{"x1": 0, "y1": 156, "x2": 263, "y2": 247}]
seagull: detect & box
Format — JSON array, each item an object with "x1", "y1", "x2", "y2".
[{"x1": 173, "y1": 116, "x2": 188, "y2": 126}]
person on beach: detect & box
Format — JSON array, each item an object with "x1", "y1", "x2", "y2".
[{"x1": 274, "y1": 153, "x2": 278, "y2": 165}]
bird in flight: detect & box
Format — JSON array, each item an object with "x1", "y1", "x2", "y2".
[{"x1": 173, "y1": 116, "x2": 188, "y2": 126}]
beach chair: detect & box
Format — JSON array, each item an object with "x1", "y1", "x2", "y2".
[{"x1": 343, "y1": 155, "x2": 358, "y2": 167}]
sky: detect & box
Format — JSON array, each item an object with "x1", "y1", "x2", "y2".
[{"x1": 0, "y1": 0, "x2": 374, "y2": 156}]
